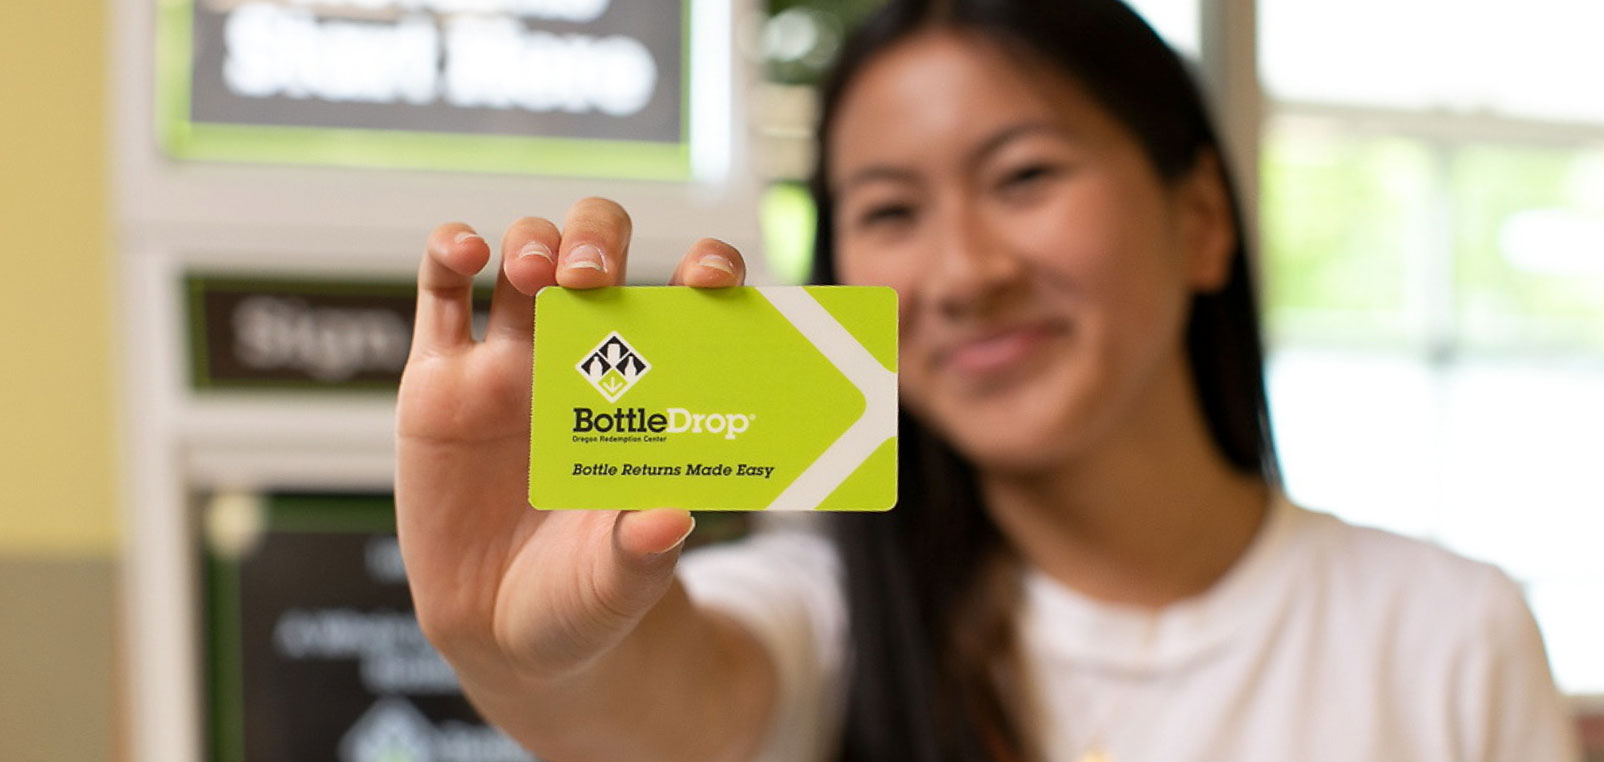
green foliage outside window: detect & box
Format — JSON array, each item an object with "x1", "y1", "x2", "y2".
[
  {"x1": 1262, "y1": 124, "x2": 1604, "y2": 355},
  {"x1": 1452, "y1": 145, "x2": 1604, "y2": 353},
  {"x1": 1260, "y1": 128, "x2": 1432, "y2": 347}
]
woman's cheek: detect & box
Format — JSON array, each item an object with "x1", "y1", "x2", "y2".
[
  {"x1": 837, "y1": 240, "x2": 928, "y2": 399},
  {"x1": 837, "y1": 249, "x2": 922, "y2": 325},
  {"x1": 838, "y1": 239, "x2": 904, "y2": 285}
]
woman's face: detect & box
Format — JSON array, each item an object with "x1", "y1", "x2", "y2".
[{"x1": 829, "y1": 31, "x2": 1234, "y2": 473}]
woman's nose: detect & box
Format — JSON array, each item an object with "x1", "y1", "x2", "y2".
[{"x1": 925, "y1": 206, "x2": 1026, "y2": 318}]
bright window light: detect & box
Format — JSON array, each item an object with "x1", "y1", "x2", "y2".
[{"x1": 1261, "y1": 0, "x2": 1604, "y2": 123}]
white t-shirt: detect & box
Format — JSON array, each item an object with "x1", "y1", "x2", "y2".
[{"x1": 678, "y1": 494, "x2": 1580, "y2": 762}]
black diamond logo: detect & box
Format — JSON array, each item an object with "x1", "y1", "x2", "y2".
[{"x1": 577, "y1": 332, "x2": 650, "y2": 402}]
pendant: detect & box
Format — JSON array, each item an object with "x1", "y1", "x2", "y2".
[{"x1": 1077, "y1": 748, "x2": 1112, "y2": 762}]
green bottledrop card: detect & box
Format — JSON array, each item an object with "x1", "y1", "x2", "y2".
[{"x1": 530, "y1": 286, "x2": 898, "y2": 511}]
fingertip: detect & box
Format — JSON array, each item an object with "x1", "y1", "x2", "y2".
[
  {"x1": 614, "y1": 509, "x2": 695, "y2": 559},
  {"x1": 555, "y1": 243, "x2": 616, "y2": 289},
  {"x1": 675, "y1": 238, "x2": 747, "y2": 288},
  {"x1": 501, "y1": 217, "x2": 561, "y2": 295},
  {"x1": 429, "y1": 222, "x2": 491, "y2": 277},
  {"x1": 559, "y1": 197, "x2": 632, "y2": 287},
  {"x1": 505, "y1": 240, "x2": 558, "y2": 295},
  {"x1": 681, "y1": 255, "x2": 740, "y2": 288}
]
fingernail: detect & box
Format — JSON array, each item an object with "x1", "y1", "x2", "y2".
[
  {"x1": 655, "y1": 516, "x2": 696, "y2": 554},
  {"x1": 519, "y1": 241, "x2": 555, "y2": 263},
  {"x1": 454, "y1": 231, "x2": 483, "y2": 245},
  {"x1": 698, "y1": 254, "x2": 736, "y2": 276},
  {"x1": 564, "y1": 243, "x2": 607, "y2": 273}
]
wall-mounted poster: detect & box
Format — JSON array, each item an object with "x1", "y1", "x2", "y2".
[{"x1": 157, "y1": 0, "x2": 691, "y2": 178}]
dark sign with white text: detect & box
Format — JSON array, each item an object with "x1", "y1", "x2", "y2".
[
  {"x1": 184, "y1": 274, "x2": 489, "y2": 391},
  {"x1": 202, "y1": 494, "x2": 750, "y2": 762},
  {"x1": 203, "y1": 495, "x2": 536, "y2": 762},
  {"x1": 159, "y1": 0, "x2": 692, "y2": 178}
]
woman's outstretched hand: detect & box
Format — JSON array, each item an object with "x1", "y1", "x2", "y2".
[{"x1": 395, "y1": 198, "x2": 770, "y2": 762}]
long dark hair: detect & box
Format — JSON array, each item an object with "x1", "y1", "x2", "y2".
[{"x1": 811, "y1": 2, "x2": 1280, "y2": 760}]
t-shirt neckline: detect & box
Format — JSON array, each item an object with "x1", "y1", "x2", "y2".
[{"x1": 1019, "y1": 490, "x2": 1310, "y2": 675}]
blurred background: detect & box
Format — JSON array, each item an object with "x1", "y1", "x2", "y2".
[{"x1": 1, "y1": 0, "x2": 1600, "y2": 759}]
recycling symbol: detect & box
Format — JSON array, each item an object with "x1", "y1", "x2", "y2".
[{"x1": 576, "y1": 332, "x2": 651, "y2": 402}]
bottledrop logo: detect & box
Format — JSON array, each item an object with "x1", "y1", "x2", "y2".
[{"x1": 577, "y1": 332, "x2": 650, "y2": 402}]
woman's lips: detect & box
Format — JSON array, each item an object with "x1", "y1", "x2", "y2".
[{"x1": 938, "y1": 323, "x2": 1063, "y2": 378}]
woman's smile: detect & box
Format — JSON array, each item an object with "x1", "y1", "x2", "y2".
[{"x1": 932, "y1": 319, "x2": 1067, "y2": 384}]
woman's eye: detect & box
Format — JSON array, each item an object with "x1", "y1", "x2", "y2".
[
  {"x1": 858, "y1": 203, "x2": 916, "y2": 230},
  {"x1": 999, "y1": 163, "x2": 1057, "y2": 192}
]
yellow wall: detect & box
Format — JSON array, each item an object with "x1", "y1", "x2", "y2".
[{"x1": 0, "y1": 0, "x2": 119, "y2": 556}]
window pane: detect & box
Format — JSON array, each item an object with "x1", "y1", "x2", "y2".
[
  {"x1": 1264, "y1": 126, "x2": 1604, "y2": 697},
  {"x1": 1453, "y1": 143, "x2": 1604, "y2": 353},
  {"x1": 1259, "y1": 119, "x2": 1436, "y2": 346},
  {"x1": 1260, "y1": 0, "x2": 1604, "y2": 124}
]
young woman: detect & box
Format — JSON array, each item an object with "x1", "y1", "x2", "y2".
[{"x1": 395, "y1": 1, "x2": 1578, "y2": 760}]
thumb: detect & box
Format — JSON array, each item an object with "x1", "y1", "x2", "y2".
[
  {"x1": 497, "y1": 509, "x2": 697, "y2": 683},
  {"x1": 614, "y1": 508, "x2": 696, "y2": 560},
  {"x1": 584, "y1": 508, "x2": 695, "y2": 633}
]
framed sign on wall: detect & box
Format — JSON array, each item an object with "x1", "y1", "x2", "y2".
[
  {"x1": 156, "y1": 0, "x2": 693, "y2": 179},
  {"x1": 202, "y1": 494, "x2": 532, "y2": 762}
]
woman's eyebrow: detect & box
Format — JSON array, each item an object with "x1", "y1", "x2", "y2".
[
  {"x1": 835, "y1": 165, "x2": 919, "y2": 198},
  {"x1": 967, "y1": 121, "x2": 1065, "y2": 169}
]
